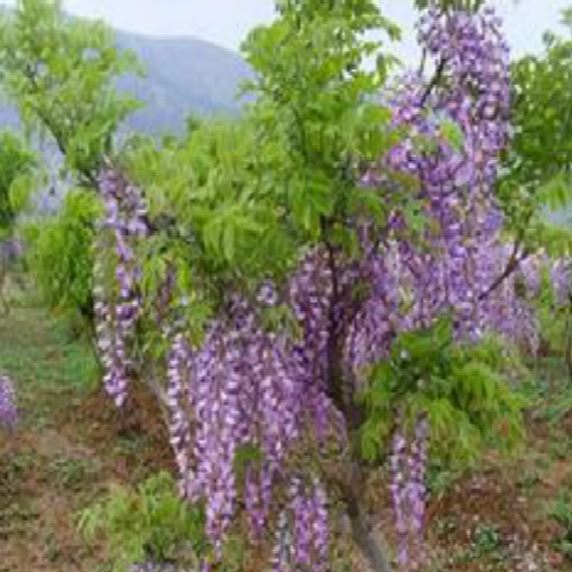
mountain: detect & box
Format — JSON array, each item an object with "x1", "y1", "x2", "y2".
[
  {"x1": 116, "y1": 31, "x2": 253, "y2": 133},
  {"x1": 0, "y1": 27, "x2": 253, "y2": 135}
]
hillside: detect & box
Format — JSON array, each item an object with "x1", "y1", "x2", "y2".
[
  {"x1": 116, "y1": 31, "x2": 252, "y2": 133},
  {"x1": 0, "y1": 28, "x2": 252, "y2": 135}
]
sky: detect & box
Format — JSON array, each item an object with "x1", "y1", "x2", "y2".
[{"x1": 0, "y1": 0, "x2": 570, "y2": 62}]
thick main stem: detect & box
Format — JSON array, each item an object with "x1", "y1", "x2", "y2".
[
  {"x1": 321, "y1": 224, "x2": 393, "y2": 572},
  {"x1": 335, "y1": 463, "x2": 393, "y2": 572},
  {"x1": 349, "y1": 505, "x2": 393, "y2": 572}
]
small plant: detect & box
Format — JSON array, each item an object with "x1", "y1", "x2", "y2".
[
  {"x1": 516, "y1": 466, "x2": 542, "y2": 491},
  {"x1": 49, "y1": 456, "x2": 98, "y2": 492},
  {"x1": 472, "y1": 523, "x2": 502, "y2": 556},
  {"x1": 549, "y1": 491, "x2": 572, "y2": 560},
  {"x1": 78, "y1": 471, "x2": 205, "y2": 572},
  {"x1": 24, "y1": 189, "x2": 101, "y2": 328},
  {"x1": 427, "y1": 461, "x2": 460, "y2": 499}
]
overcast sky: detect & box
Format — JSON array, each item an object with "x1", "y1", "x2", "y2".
[{"x1": 1, "y1": 0, "x2": 570, "y2": 62}]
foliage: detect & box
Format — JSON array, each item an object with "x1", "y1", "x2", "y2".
[
  {"x1": 535, "y1": 267, "x2": 568, "y2": 354},
  {"x1": 549, "y1": 489, "x2": 572, "y2": 561},
  {"x1": 0, "y1": 131, "x2": 36, "y2": 237},
  {"x1": 242, "y1": 0, "x2": 401, "y2": 247},
  {"x1": 0, "y1": 0, "x2": 143, "y2": 326},
  {"x1": 78, "y1": 471, "x2": 206, "y2": 572},
  {"x1": 360, "y1": 321, "x2": 526, "y2": 466},
  {"x1": 0, "y1": 0, "x2": 142, "y2": 184},
  {"x1": 498, "y1": 13, "x2": 572, "y2": 255},
  {"x1": 123, "y1": 119, "x2": 293, "y2": 331},
  {"x1": 23, "y1": 189, "x2": 100, "y2": 322}
]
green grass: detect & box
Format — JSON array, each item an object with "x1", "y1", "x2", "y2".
[{"x1": 0, "y1": 306, "x2": 99, "y2": 423}]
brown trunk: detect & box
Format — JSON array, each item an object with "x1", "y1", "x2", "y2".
[{"x1": 333, "y1": 462, "x2": 393, "y2": 572}]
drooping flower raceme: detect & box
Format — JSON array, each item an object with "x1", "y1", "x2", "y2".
[
  {"x1": 551, "y1": 259, "x2": 572, "y2": 308},
  {"x1": 271, "y1": 477, "x2": 329, "y2": 572},
  {"x1": 0, "y1": 373, "x2": 18, "y2": 429},
  {"x1": 389, "y1": 417, "x2": 429, "y2": 570},
  {"x1": 94, "y1": 169, "x2": 148, "y2": 407}
]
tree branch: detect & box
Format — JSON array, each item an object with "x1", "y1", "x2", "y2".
[
  {"x1": 20, "y1": 61, "x2": 99, "y2": 188},
  {"x1": 478, "y1": 238, "x2": 530, "y2": 302},
  {"x1": 419, "y1": 57, "x2": 447, "y2": 108},
  {"x1": 321, "y1": 216, "x2": 366, "y2": 430}
]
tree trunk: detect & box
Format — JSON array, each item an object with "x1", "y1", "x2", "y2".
[
  {"x1": 334, "y1": 462, "x2": 393, "y2": 572},
  {"x1": 348, "y1": 497, "x2": 393, "y2": 572}
]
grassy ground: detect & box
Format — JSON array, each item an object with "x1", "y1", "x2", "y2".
[
  {"x1": 421, "y1": 359, "x2": 572, "y2": 572},
  {"x1": 0, "y1": 300, "x2": 171, "y2": 572},
  {"x1": 1, "y1": 295, "x2": 571, "y2": 571}
]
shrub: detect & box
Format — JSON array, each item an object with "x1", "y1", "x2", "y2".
[{"x1": 78, "y1": 471, "x2": 206, "y2": 572}]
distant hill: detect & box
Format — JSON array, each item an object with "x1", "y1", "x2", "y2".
[
  {"x1": 0, "y1": 27, "x2": 253, "y2": 135},
  {"x1": 116, "y1": 31, "x2": 253, "y2": 133}
]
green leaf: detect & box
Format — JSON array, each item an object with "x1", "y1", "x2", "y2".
[{"x1": 440, "y1": 118, "x2": 464, "y2": 152}]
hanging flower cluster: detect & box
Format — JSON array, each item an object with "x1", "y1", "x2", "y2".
[
  {"x1": 390, "y1": 417, "x2": 429, "y2": 570},
  {"x1": 479, "y1": 248, "x2": 545, "y2": 355},
  {"x1": 163, "y1": 293, "x2": 341, "y2": 558},
  {"x1": 271, "y1": 477, "x2": 329, "y2": 572},
  {"x1": 0, "y1": 373, "x2": 17, "y2": 429},
  {"x1": 348, "y1": 4, "x2": 512, "y2": 381},
  {"x1": 550, "y1": 259, "x2": 572, "y2": 307},
  {"x1": 94, "y1": 169, "x2": 148, "y2": 407}
]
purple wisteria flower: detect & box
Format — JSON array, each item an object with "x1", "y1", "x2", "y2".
[
  {"x1": 271, "y1": 476, "x2": 329, "y2": 572},
  {"x1": 390, "y1": 417, "x2": 429, "y2": 570},
  {"x1": 0, "y1": 374, "x2": 18, "y2": 429},
  {"x1": 94, "y1": 168, "x2": 148, "y2": 407}
]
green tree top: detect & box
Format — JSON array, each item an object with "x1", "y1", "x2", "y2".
[
  {"x1": 0, "y1": 0, "x2": 142, "y2": 186},
  {"x1": 498, "y1": 8, "x2": 572, "y2": 255}
]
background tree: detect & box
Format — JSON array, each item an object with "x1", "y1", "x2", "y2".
[
  {"x1": 497, "y1": 9, "x2": 572, "y2": 257},
  {"x1": 0, "y1": 130, "x2": 36, "y2": 314},
  {"x1": 0, "y1": 131, "x2": 36, "y2": 238},
  {"x1": 0, "y1": 0, "x2": 141, "y2": 184},
  {"x1": 0, "y1": 0, "x2": 142, "y2": 325},
  {"x1": 497, "y1": 8, "x2": 572, "y2": 370}
]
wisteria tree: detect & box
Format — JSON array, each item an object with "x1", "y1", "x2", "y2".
[
  {"x1": 89, "y1": 1, "x2": 565, "y2": 571},
  {"x1": 3, "y1": 0, "x2": 570, "y2": 571}
]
